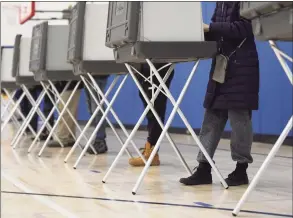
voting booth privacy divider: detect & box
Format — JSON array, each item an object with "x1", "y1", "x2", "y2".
[
  {"x1": 28, "y1": 21, "x2": 96, "y2": 156},
  {"x1": 64, "y1": 2, "x2": 146, "y2": 169},
  {"x1": 0, "y1": 46, "x2": 31, "y2": 135},
  {"x1": 233, "y1": 2, "x2": 293, "y2": 216},
  {"x1": 9, "y1": 34, "x2": 62, "y2": 150},
  {"x1": 105, "y1": 2, "x2": 217, "y2": 63},
  {"x1": 240, "y1": 2, "x2": 293, "y2": 41},
  {"x1": 101, "y1": 1, "x2": 228, "y2": 195},
  {"x1": 1, "y1": 43, "x2": 42, "y2": 143}
]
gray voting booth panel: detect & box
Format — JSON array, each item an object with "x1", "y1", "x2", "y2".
[
  {"x1": 105, "y1": 2, "x2": 140, "y2": 48},
  {"x1": 67, "y1": 2, "x2": 126, "y2": 76},
  {"x1": 240, "y1": 2, "x2": 293, "y2": 41},
  {"x1": 12, "y1": 35, "x2": 39, "y2": 87},
  {"x1": 30, "y1": 22, "x2": 79, "y2": 81},
  {"x1": 0, "y1": 46, "x2": 18, "y2": 89},
  {"x1": 112, "y1": 41, "x2": 217, "y2": 64},
  {"x1": 105, "y1": 2, "x2": 217, "y2": 63}
]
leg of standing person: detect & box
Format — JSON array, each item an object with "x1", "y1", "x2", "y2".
[
  {"x1": 40, "y1": 89, "x2": 55, "y2": 140},
  {"x1": 51, "y1": 81, "x2": 81, "y2": 147},
  {"x1": 180, "y1": 109, "x2": 228, "y2": 185},
  {"x1": 84, "y1": 75, "x2": 109, "y2": 154},
  {"x1": 129, "y1": 63, "x2": 174, "y2": 167},
  {"x1": 25, "y1": 86, "x2": 39, "y2": 134},
  {"x1": 179, "y1": 109, "x2": 253, "y2": 186}
]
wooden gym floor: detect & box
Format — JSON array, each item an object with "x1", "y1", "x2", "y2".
[{"x1": 1, "y1": 123, "x2": 292, "y2": 218}]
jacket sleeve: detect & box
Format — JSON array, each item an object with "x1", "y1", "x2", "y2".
[{"x1": 209, "y1": 18, "x2": 254, "y2": 40}]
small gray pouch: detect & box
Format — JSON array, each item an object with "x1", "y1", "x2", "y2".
[
  {"x1": 212, "y1": 38, "x2": 247, "y2": 84},
  {"x1": 212, "y1": 54, "x2": 228, "y2": 83}
]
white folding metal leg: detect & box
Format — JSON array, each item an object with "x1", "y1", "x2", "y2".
[
  {"x1": 1, "y1": 90, "x2": 22, "y2": 129},
  {"x1": 86, "y1": 74, "x2": 146, "y2": 161},
  {"x1": 103, "y1": 60, "x2": 228, "y2": 194},
  {"x1": 1, "y1": 89, "x2": 16, "y2": 120},
  {"x1": 10, "y1": 88, "x2": 48, "y2": 148},
  {"x1": 3, "y1": 89, "x2": 38, "y2": 138},
  {"x1": 12, "y1": 85, "x2": 65, "y2": 149},
  {"x1": 45, "y1": 81, "x2": 95, "y2": 152},
  {"x1": 1, "y1": 91, "x2": 26, "y2": 132},
  {"x1": 64, "y1": 75, "x2": 121, "y2": 164},
  {"x1": 102, "y1": 63, "x2": 192, "y2": 186},
  {"x1": 38, "y1": 81, "x2": 81, "y2": 156},
  {"x1": 67, "y1": 74, "x2": 142, "y2": 169},
  {"x1": 233, "y1": 40, "x2": 293, "y2": 216},
  {"x1": 80, "y1": 75, "x2": 135, "y2": 158},
  {"x1": 28, "y1": 81, "x2": 79, "y2": 152}
]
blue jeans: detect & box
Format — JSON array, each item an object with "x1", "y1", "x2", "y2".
[{"x1": 84, "y1": 76, "x2": 109, "y2": 141}]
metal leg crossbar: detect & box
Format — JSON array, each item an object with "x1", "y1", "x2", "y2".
[
  {"x1": 10, "y1": 86, "x2": 47, "y2": 148},
  {"x1": 233, "y1": 40, "x2": 293, "y2": 216},
  {"x1": 1, "y1": 89, "x2": 24, "y2": 132},
  {"x1": 2, "y1": 89, "x2": 37, "y2": 138},
  {"x1": 37, "y1": 80, "x2": 96, "y2": 157},
  {"x1": 37, "y1": 81, "x2": 86, "y2": 156},
  {"x1": 11, "y1": 85, "x2": 64, "y2": 149},
  {"x1": 65, "y1": 74, "x2": 146, "y2": 169},
  {"x1": 1, "y1": 90, "x2": 26, "y2": 133},
  {"x1": 102, "y1": 60, "x2": 228, "y2": 194},
  {"x1": 27, "y1": 81, "x2": 83, "y2": 153},
  {"x1": 1, "y1": 89, "x2": 16, "y2": 120}
]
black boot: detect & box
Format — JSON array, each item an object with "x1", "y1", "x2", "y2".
[
  {"x1": 87, "y1": 139, "x2": 108, "y2": 154},
  {"x1": 179, "y1": 162, "x2": 212, "y2": 186},
  {"x1": 225, "y1": 162, "x2": 249, "y2": 186}
]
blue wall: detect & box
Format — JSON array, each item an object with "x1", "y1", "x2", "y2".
[{"x1": 78, "y1": 2, "x2": 292, "y2": 137}]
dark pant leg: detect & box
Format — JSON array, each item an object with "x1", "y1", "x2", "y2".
[
  {"x1": 26, "y1": 87, "x2": 39, "y2": 132},
  {"x1": 138, "y1": 64, "x2": 174, "y2": 146},
  {"x1": 84, "y1": 76, "x2": 108, "y2": 141},
  {"x1": 42, "y1": 90, "x2": 55, "y2": 134},
  {"x1": 14, "y1": 89, "x2": 23, "y2": 100}
]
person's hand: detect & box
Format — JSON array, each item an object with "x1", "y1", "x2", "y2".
[{"x1": 203, "y1": 23, "x2": 210, "y2": 32}]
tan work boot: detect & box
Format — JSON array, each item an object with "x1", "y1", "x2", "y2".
[{"x1": 129, "y1": 142, "x2": 160, "y2": 167}]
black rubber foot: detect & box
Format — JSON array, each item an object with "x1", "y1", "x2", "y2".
[
  {"x1": 102, "y1": 181, "x2": 105, "y2": 183},
  {"x1": 64, "y1": 161, "x2": 67, "y2": 163},
  {"x1": 132, "y1": 192, "x2": 136, "y2": 195},
  {"x1": 232, "y1": 213, "x2": 237, "y2": 216},
  {"x1": 225, "y1": 186, "x2": 229, "y2": 189},
  {"x1": 73, "y1": 167, "x2": 76, "y2": 170},
  {"x1": 38, "y1": 155, "x2": 41, "y2": 157}
]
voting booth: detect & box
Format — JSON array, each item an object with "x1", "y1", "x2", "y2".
[
  {"x1": 1, "y1": 46, "x2": 18, "y2": 89},
  {"x1": 27, "y1": 21, "x2": 92, "y2": 156},
  {"x1": 9, "y1": 34, "x2": 63, "y2": 150},
  {"x1": 67, "y1": 2, "x2": 126, "y2": 75},
  {"x1": 234, "y1": 2, "x2": 293, "y2": 216},
  {"x1": 64, "y1": 2, "x2": 140, "y2": 169},
  {"x1": 0, "y1": 46, "x2": 30, "y2": 135},
  {"x1": 102, "y1": 2, "x2": 228, "y2": 195},
  {"x1": 12, "y1": 35, "x2": 39, "y2": 86},
  {"x1": 105, "y1": 2, "x2": 217, "y2": 63},
  {"x1": 240, "y1": 2, "x2": 293, "y2": 41},
  {"x1": 29, "y1": 22, "x2": 79, "y2": 81}
]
